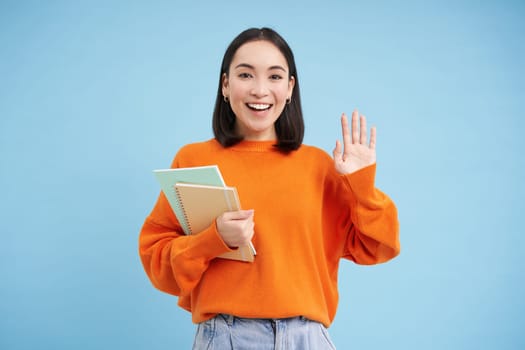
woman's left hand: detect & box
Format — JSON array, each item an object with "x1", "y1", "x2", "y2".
[{"x1": 332, "y1": 109, "x2": 376, "y2": 175}]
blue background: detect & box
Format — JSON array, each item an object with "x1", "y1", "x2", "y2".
[{"x1": 1, "y1": 0, "x2": 524, "y2": 349}]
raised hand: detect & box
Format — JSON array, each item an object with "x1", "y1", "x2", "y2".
[{"x1": 332, "y1": 109, "x2": 376, "y2": 175}]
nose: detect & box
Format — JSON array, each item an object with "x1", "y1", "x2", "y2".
[{"x1": 250, "y1": 77, "x2": 269, "y2": 97}]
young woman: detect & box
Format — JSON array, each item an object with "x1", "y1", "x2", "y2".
[{"x1": 139, "y1": 27, "x2": 400, "y2": 349}]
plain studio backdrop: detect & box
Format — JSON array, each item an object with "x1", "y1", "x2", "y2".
[{"x1": 1, "y1": 0, "x2": 523, "y2": 349}]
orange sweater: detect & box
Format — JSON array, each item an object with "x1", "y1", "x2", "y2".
[{"x1": 139, "y1": 139, "x2": 400, "y2": 327}]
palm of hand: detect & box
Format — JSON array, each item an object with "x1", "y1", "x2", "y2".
[{"x1": 333, "y1": 110, "x2": 377, "y2": 175}]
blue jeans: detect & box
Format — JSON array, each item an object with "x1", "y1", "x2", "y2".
[{"x1": 192, "y1": 314, "x2": 337, "y2": 349}]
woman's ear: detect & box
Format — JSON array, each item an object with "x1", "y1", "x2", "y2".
[
  {"x1": 221, "y1": 73, "x2": 229, "y2": 97},
  {"x1": 288, "y1": 75, "x2": 295, "y2": 97}
]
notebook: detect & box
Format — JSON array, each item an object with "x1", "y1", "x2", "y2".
[
  {"x1": 174, "y1": 182, "x2": 256, "y2": 262},
  {"x1": 153, "y1": 165, "x2": 225, "y2": 234}
]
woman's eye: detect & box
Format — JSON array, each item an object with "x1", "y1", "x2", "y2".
[
  {"x1": 239, "y1": 73, "x2": 252, "y2": 79},
  {"x1": 270, "y1": 75, "x2": 283, "y2": 80}
]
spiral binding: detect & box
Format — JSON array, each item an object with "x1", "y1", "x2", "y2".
[{"x1": 173, "y1": 186, "x2": 192, "y2": 234}]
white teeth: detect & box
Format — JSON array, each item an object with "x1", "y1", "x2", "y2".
[{"x1": 248, "y1": 103, "x2": 271, "y2": 110}]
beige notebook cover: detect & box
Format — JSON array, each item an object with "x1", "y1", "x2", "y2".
[{"x1": 174, "y1": 183, "x2": 256, "y2": 262}]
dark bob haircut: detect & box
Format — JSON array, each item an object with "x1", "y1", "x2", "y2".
[{"x1": 212, "y1": 27, "x2": 304, "y2": 152}]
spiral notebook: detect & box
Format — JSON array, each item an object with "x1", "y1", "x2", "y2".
[
  {"x1": 153, "y1": 165, "x2": 226, "y2": 235},
  {"x1": 174, "y1": 182, "x2": 256, "y2": 262}
]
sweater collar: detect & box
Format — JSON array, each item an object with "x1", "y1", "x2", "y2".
[{"x1": 229, "y1": 140, "x2": 278, "y2": 152}]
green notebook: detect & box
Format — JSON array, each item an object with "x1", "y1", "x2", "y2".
[{"x1": 153, "y1": 165, "x2": 225, "y2": 234}]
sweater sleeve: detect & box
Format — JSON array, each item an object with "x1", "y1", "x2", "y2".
[
  {"x1": 341, "y1": 164, "x2": 400, "y2": 264},
  {"x1": 139, "y1": 187, "x2": 234, "y2": 297}
]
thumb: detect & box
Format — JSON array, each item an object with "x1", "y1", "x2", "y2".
[
  {"x1": 225, "y1": 209, "x2": 254, "y2": 220},
  {"x1": 333, "y1": 140, "x2": 342, "y2": 159},
  {"x1": 238, "y1": 209, "x2": 255, "y2": 219}
]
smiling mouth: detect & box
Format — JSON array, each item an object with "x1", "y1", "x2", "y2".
[{"x1": 247, "y1": 103, "x2": 272, "y2": 111}]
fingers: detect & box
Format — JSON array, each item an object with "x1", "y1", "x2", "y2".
[
  {"x1": 336, "y1": 110, "x2": 376, "y2": 162},
  {"x1": 369, "y1": 126, "x2": 376, "y2": 149},
  {"x1": 341, "y1": 113, "x2": 352, "y2": 149},
  {"x1": 351, "y1": 110, "x2": 359, "y2": 144},
  {"x1": 216, "y1": 210, "x2": 255, "y2": 248},
  {"x1": 345, "y1": 109, "x2": 374, "y2": 146},
  {"x1": 360, "y1": 114, "x2": 367, "y2": 144}
]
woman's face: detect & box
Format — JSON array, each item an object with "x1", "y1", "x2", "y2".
[{"x1": 222, "y1": 40, "x2": 295, "y2": 141}]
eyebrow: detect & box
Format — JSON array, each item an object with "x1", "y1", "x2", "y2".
[{"x1": 234, "y1": 63, "x2": 287, "y2": 72}]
